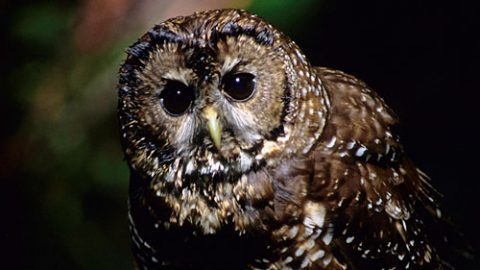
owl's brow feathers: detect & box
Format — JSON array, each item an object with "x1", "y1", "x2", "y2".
[
  {"x1": 122, "y1": 18, "x2": 274, "y2": 77},
  {"x1": 145, "y1": 18, "x2": 274, "y2": 47}
]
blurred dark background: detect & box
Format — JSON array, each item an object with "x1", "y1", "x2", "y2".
[{"x1": 1, "y1": 0, "x2": 478, "y2": 269}]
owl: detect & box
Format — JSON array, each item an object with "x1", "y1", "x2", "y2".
[{"x1": 118, "y1": 9, "x2": 469, "y2": 270}]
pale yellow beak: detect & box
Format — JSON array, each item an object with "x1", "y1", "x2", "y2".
[{"x1": 202, "y1": 106, "x2": 222, "y2": 150}]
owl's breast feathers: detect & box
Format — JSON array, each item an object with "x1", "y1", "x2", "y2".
[{"x1": 127, "y1": 67, "x2": 471, "y2": 269}]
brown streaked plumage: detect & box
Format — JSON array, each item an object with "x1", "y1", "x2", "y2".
[{"x1": 118, "y1": 9, "x2": 469, "y2": 270}]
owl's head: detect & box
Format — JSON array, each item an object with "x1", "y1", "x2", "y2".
[{"x1": 118, "y1": 9, "x2": 328, "y2": 199}]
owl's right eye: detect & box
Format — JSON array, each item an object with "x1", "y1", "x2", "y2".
[
  {"x1": 221, "y1": 73, "x2": 256, "y2": 102},
  {"x1": 159, "y1": 80, "x2": 195, "y2": 116}
]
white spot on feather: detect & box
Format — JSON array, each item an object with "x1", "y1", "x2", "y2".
[
  {"x1": 325, "y1": 137, "x2": 336, "y2": 148},
  {"x1": 295, "y1": 247, "x2": 305, "y2": 257},
  {"x1": 288, "y1": 226, "x2": 299, "y2": 239},
  {"x1": 346, "y1": 236, "x2": 354, "y2": 243},
  {"x1": 310, "y1": 249, "x2": 325, "y2": 261},
  {"x1": 322, "y1": 227, "x2": 334, "y2": 245},
  {"x1": 303, "y1": 201, "x2": 326, "y2": 229}
]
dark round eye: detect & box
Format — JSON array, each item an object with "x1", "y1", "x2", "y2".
[
  {"x1": 221, "y1": 73, "x2": 256, "y2": 101},
  {"x1": 159, "y1": 80, "x2": 195, "y2": 116}
]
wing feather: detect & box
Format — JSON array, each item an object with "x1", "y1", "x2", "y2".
[{"x1": 304, "y1": 67, "x2": 469, "y2": 269}]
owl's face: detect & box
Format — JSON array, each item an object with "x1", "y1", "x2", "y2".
[
  {"x1": 135, "y1": 24, "x2": 286, "y2": 169},
  {"x1": 120, "y1": 10, "x2": 298, "y2": 176},
  {"x1": 119, "y1": 10, "x2": 328, "y2": 231}
]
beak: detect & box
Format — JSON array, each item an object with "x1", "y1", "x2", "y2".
[{"x1": 202, "y1": 106, "x2": 222, "y2": 150}]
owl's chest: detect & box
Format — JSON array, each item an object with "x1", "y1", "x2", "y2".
[
  {"x1": 130, "y1": 209, "x2": 276, "y2": 269},
  {"x1": 129, "y1": 187, "x2": 280, "y2": 269},
  {"x1": 128, "y1": 164, "x2": 309, "y2": 269}
]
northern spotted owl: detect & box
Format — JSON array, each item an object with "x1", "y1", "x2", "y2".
[{"x1": 118, "y1": 9, "x2": 467, "y2": 270}]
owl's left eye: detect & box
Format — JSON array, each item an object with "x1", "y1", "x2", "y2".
[
  {"x1": 221, "y1": 73, "x2": 256, "y2": 101},
  {"x1": 159, "y1": 80, "x2": 195, "y2": 116}
]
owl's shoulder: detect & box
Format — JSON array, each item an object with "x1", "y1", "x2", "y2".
[
  {"x1": 315, "y1": 67, "x2": 398, "y2": 134},
  {"x1": 312, "y1": 67, "x2": 402, "y2": 165}
]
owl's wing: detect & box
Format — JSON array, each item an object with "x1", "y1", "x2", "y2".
[{"x1": 303, "y1": 67, "x2": 471, "y2": 269}]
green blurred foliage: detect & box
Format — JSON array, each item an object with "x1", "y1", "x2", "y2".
[
  {"x1": 12, "y1": 4, "x2": 69, "y2": 47},
  {"x1": 248, "y1": 0, "x2": 321, "y2": 34},
  {"x1": 7, "y1": 1, "x2": 133, "y2": 269}
]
